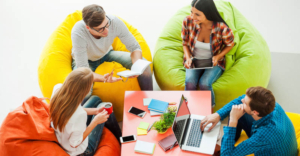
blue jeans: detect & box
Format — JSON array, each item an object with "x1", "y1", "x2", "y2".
[
  {"x1": 81, "y1": 95, "x2": 122, "y2": 156},
  {"x1": 185, "y1": 66, "x2": 223, "y2": 107},
  {"x1": 72, "y1": 50, "x2": 153, "y2": 93},
  {"x1": 233, "y1": 113, "x2": 255, "y2": 142}
]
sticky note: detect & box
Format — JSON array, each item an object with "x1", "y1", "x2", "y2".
[
  {"x1": 138, "y1": 122, "x2": 150, "y2": 130},
  {"x1": 137, "y1": 128, "x2": 147, "y2": 135}
]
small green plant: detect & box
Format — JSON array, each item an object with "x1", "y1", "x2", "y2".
[{"x1": 152, "y1": 106, "x2": 177, "y2": 133}]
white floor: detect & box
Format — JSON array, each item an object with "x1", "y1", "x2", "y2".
[{"x1": 0, "y1": 0, "x2": 299, "y2": 125}]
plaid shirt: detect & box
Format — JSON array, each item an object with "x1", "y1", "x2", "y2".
[
  {"x1": 181, "y1": 15, "x2": 234, "y2": 69},
  {"x1": 216, "y1": 95, "x2": 298, "y2": 156}
]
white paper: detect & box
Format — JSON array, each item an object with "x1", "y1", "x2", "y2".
[
  {"x1": 150, "y1": 109, "x2": 168, "y2": 116},
  {"x1": 134, "y1": 140, "x2": 155, "y2": 154},
  {"x1": 130, "y1": 59, "x2": 151, "y2": 74},
  {"x1": 117, "y1": 70, "x2": 140, "y2": 77},
  {"x1": 143, "y1": 98, "x2": 152, "y2": 106},
  {"x1": 117, "y1": 59, "x2": 151, "y2": 77}
]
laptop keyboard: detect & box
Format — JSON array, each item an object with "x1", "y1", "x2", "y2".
[{"x1": 186, "y1": 119, "x2": 203, "y2": 147}]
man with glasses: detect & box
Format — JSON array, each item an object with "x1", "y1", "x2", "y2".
[{"x1": 71, "y1": 4, "x2": 153, "y2": 94}]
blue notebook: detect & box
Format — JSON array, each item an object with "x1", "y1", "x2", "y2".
[{"x1": 148, "y1": 99, "x2": 168, "y2": 113}]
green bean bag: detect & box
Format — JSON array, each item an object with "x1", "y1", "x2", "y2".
[{"x1": 153, "y1": 1, "x2": 271, "y2": 111}]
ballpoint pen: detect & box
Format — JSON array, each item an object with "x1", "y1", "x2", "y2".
[{"x1": 147, "y1": 122, "x2": 155, "y2": 132}]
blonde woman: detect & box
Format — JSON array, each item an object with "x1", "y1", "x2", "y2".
[{"x1": 50, "y1": 67, "x2": 121, "y2": 156}]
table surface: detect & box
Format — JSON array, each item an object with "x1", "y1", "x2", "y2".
[{"x1": 121, "y1": 91, "x2": 212, "y2": 156}]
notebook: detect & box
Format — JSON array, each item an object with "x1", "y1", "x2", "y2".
[
  {"x1": 148, "y1": 99, "x2": 169, "y2": 113},
  {"x1": 138, "y1": 122, "x2": 150, "y2": 130},
  {"x1": 134, "y1": 140, "x2": 156, "y2": 155},
  {"x1": 137, "y1": 128, "x2": 147, "y2": 135},
  {"x1": 158, "y1": 134, "x2": 178, "y2": 152},
  {"x1": 117, "y1": 59, "x2": 152, "y2": 77}
]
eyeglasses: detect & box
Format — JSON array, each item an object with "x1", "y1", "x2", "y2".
[{"x1": 91, "y1": 16, "x2": 111, "y2": 33}]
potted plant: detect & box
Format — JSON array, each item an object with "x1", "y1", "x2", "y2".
[{"x1": 152, "y1": 106, "x2": 177, "y2": 134}]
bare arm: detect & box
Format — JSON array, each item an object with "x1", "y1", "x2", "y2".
[
  {"x1": 183, "y1": 46, "x2": 193, "y2": 68},
  {"x1": 183, "y1": 46, "x2": 192, "y2": 59},
  {"x1": 83, "y1": 108, "x2": 97, "y2": 115},
  {"x1": 212, "y1": 45, "x2": 234, "y2": 66},
  {"x1": 130, "y1": 50, "x2": 143, "y2": 64},
  {"x1": 71, "y1": 110, "x2": 108, "y2": 148},
  {"x1": 93, "y1": 70, "x2": 122, "y2": 83},
  {"x1": 82, "y1": 120, "x2": 98, "y2": 143},
  {"x1": 82, "y1": 111, "x2": 108, "y2": 143},
  {"x1": 92, "y1": 73, "x2": 106, "y2": 82}
]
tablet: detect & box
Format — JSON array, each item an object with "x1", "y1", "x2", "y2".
[{"x1": 190, "y1": 58, "x2": 213, "y2": 69}]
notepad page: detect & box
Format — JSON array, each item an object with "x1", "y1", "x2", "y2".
[
  {"x1": 134, "y1": 140, "x2": 155, "y2": 154},
  {"x1": 131, "y1": 59, "x2": 151, "y2": 74},
  {"x1": 117, "y1": 70, "x2": 140, "y2": 77}
]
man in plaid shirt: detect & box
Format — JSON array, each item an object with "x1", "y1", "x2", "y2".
[{"x1": 200, "y1": 86, "x2": 298, "y2": 156}]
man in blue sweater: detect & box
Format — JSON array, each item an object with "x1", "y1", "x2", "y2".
[{"x1": 201, "y1": 86, "x2": 298, "y2": 156}]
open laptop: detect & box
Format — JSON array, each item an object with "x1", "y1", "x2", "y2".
[
  {"x1": 191, "y1": 58, "x2": 213, "y2": 69},
  {"x1": 171, "y1": 95, "x2": 221, "y2": 155}
]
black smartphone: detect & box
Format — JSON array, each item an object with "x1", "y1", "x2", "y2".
[{"x1": 128, "y1": 106, "x2": 146, "y2": 118}]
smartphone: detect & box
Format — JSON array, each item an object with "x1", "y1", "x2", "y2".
[
  {"x1": 128, "y1": 106, "x2": 146, "y2": 118},
  {"x1": 120, "y1": 135, "x2": 136, "y2": 143}
]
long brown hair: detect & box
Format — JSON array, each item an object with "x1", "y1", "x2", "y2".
[{"x1": 50, "y1": 67, "x2": 94, "y2": 132}]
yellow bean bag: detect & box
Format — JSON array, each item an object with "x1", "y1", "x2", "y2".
[
  {"x1": 38, "y1": 10, "x2": 152, "y2": 122},
  {"x1": 235, "y1": 112, "x2": 300, "y2": 156}
]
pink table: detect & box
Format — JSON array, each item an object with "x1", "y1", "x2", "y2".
[{"x1": 122, "y1": 91, "x2": 212, "y2": 156}]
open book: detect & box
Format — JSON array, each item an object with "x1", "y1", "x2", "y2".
[{"x1": 117, "y1": 59, "x2": 152, "y2": 77}]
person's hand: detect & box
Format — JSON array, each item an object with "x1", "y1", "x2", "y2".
[
  {"x1": 93, "y1": 110, "x2": 109, "y2": 124},
  {"x1": 229, "y1": 104, "x2": 245, "y2": 123},
  {"x1": 96, "y1": 106, "x2": 105, "y2": 114},
  {"x1": 184, "y1": 58, "x2": 192, "y2": 69},
  {"x1": 103, "y1": 70, "x2": 122, "y2": 83},
  {"x1": 200, "y1": 113, "x2": 221, "y2": 131},
  {"x1": 212, "y1": 55, "x2": 221, "y2": 66}
]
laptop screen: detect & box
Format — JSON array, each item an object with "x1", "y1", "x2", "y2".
[{"x1": 172, "y1": 95, "x2": 191, "y2": 147}]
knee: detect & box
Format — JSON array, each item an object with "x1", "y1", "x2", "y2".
[
  {"x1": 142, "y1": 66, "x2": 152, "y2": 77},
  {"x1": 199, "y1": 79, "x2": 211, "y2": 90},
  {"x1": 90, "y1": 95, "x2": 102, "y2": 104}
]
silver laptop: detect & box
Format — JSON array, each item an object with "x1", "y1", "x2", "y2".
[{"x1": 171, "y1": 95, "x2": 221, "y2": 155}]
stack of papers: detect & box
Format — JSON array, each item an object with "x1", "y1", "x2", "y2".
[
  {"x1": 137, "y1": 122, "x2": 149, "y2": 135},
  {"x1": 134, "y1": 140, "x2": 156, "y2": 155}
]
